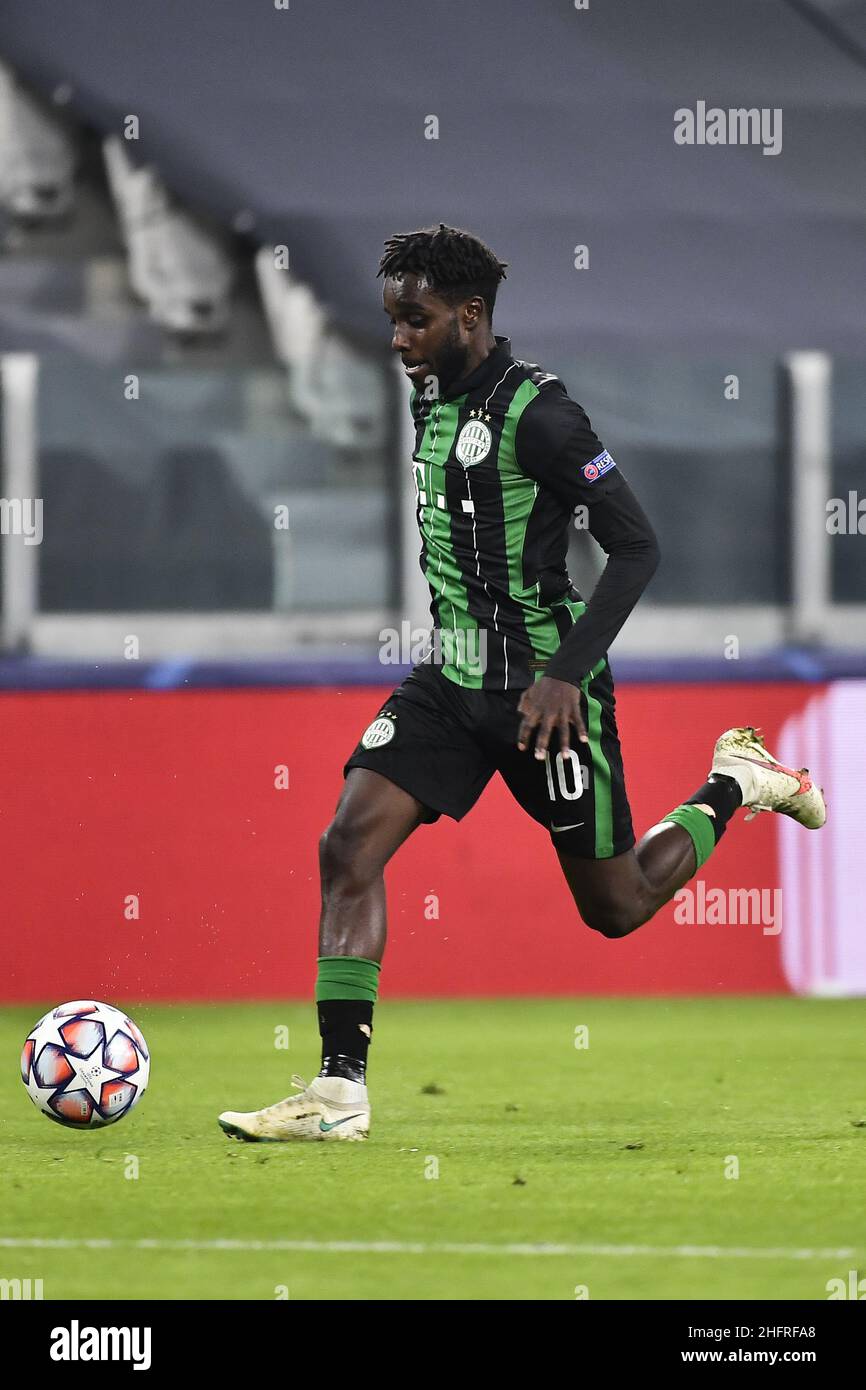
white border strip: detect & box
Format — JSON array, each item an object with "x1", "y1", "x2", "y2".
[
  {"x1": 786, "y1": 350, "x2": 832, "y2": 644},
  {"x1": 0, "y1": 1237, "x2": 859, "y2": 1261},
  {"x1": 0, "y1": 352, "x2": 39, "y2": 651},
  {"x1": 30, "y1": 609, "x2": 390, "y2": 658},
  {"x1": 30, "y1": 604, "x2": 866, "y2": 662}
]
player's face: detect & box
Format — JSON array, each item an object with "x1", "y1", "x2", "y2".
[{"x1": 383, "y1": 273, "x2": 478, "y2": 394}]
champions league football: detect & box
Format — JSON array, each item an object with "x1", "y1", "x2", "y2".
[{"x1": 20, "y1": 1001, "x2": 150, "y2": 1129}]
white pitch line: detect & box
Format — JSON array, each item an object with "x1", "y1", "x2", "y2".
[{"x1": 0, "y1": 1238, "x2": 860, "y2": 1261}]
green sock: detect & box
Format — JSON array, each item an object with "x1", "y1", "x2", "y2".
[
  {"x1": 316, "y1": 957, "x2": 380, "y2": 1083},
  {"x1": 662, "y1": 804, "x2": 717, "y2": 871},
  {"x1": 316, "y1": 955, "x2": 380, "y2": 1003}
]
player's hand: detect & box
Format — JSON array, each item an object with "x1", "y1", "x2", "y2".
[{"x1": 516, "y1": 675, "x2": 588, "y2": 760}]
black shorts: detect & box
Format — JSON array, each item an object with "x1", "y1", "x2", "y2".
[{"x1": 343, "y1": 659, "x2": 634, "y2": 859}]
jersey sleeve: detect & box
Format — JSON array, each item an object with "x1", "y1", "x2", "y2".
[
  {"x1": 514, "y1": 380, "x2": 621, "y2": 512},
  {"x1": 515, "y1": 377, "x2": 660, "y2": 685},
  {"x1": 542, "y1": 480, "x2": 661, "y2": 684}
]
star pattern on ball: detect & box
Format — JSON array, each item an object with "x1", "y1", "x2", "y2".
[
  {"x1": 26, "y1": 1012, "x2": 68, "y2": 1050},
  {"x1": 64, "y1": 1040, "x2": 126, "y2": 1106}
]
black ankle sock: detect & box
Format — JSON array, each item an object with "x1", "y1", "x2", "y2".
[
  {"x1": 685, "y1": 775, "x2": 743, "y2": 844},
  {"x1": 317, "y1": 1000, "x2": 373, "y2": 1083}
]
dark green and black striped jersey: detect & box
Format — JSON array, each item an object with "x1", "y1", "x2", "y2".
[{"x1": 409, "y1": 335, "x2": 658, "y2": 691}]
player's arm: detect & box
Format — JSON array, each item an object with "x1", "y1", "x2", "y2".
[
  {"x1": 543, "y1": 476, "x2": 660, "y2": 684},
  {"x1": 513, "y1": 384, "x2": 660, "y2": 756}
]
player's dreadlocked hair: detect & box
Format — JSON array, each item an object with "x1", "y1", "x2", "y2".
[{"x1": 377, "y1": 223, "x2": 508, "y2": 321}]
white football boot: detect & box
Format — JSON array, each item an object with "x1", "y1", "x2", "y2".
[
  {"x1": 711, "y1": 726, "x2": 826, "y2": 828},
  {"x1": 218, "y1": 1073, "x2": 370, "y2": 1142}
]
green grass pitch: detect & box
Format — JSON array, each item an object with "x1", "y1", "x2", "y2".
[{"x1": 2, "y1": 998, "x2": 864, "y2": 1301}]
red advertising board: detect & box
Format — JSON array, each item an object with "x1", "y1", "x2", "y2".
[{"x1": 2, "y1": 682, "x2": 822, "y2": 1002}]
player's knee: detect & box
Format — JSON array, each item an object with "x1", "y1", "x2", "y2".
[
  {"x1": 580, "y1": 902, "x2": 639, "y2": 939},
  {"x1": 318, "y1": 818, "x2": 378, "y2": 892}
]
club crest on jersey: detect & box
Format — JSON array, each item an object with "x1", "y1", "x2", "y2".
[
  {"x1": 455, "y1": 419, "x2": 492, "y2": 467},
  {"x1": 581, "y1": 449, "x2": 617, "y2": 483},
  {"x1": 360, "y1": 714, "x2": 396, "y2": 750}
]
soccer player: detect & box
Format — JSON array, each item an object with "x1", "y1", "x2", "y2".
[{"x1": 219, "y1": 224, "x2": 825, "y2": 1143}]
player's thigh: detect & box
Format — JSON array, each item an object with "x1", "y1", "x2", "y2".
[
  {"x1": 321, "y1": 767, "x2": 428, "y2": 879},
  {"x1": 343, "y1": 663, "x2": 495, "y2": 828},
  {"x1": 554, "y1": 843, "x2": 647, "y2": 933},
  {"x1": 493, "y1": 665, "x2": 634, "y2": 862}
]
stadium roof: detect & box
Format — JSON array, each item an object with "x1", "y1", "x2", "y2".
[{"x1": 1, "y1": 0, "x2": 864, "y2": 361}]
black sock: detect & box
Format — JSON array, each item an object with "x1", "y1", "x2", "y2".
[
  {"x1": 684, "y1": 775, "x2": 743, "y2": 844},
  {"x1": 317, "y1": 1000, "x2": 373, "y2": 1084}
]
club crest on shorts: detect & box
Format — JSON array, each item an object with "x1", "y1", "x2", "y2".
[
  {"x1": 360, "y1": 714, "x2": 396, "y2": 750},
  {"x1": 455, "y1": 419, "x2": 492, "y2": 467}
]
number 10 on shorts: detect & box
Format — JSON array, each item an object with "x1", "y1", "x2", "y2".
[{"x1": 544, "y1": 749, "x2": 589, "y2": 802}]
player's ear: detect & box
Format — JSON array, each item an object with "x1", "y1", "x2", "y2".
[{"x1": 462, "y1": 296, "x2": 486, "y2": 332}]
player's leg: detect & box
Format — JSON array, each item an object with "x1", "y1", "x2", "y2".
[
  {"x1": 551, "y1": 662, "x2": 742, "y2": 932},
  {"x1": 557, "y1": 724, "x2": 826, "y2": 938},
  {"x1": 555, "y1": 814, "x2": 723, "y2": 940},
  {"x1": 318, "y1": 765, "x2": 428, "y2": 960},
  {"x1": 314, "y1": 669, "x2": 490, "y2": 1103},
  {"x1": 315, "y1": 765, "x2": 430, "y2": 1087},
  {"x1": 218, "y1": 767, "x2": 426, "y2": 1143},
  {"x1": 495, "y1": 656, "x2": 825, "y2": 940},
  {"x1": 218, "y1": 662, "x2": 494, "y2": 1142},
  {"x1": 498, "y1": 667, "x2": 729, "y2": 934},
  {"x1": 529, "y1": 746, "x2": 741, "y2": 936}
]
